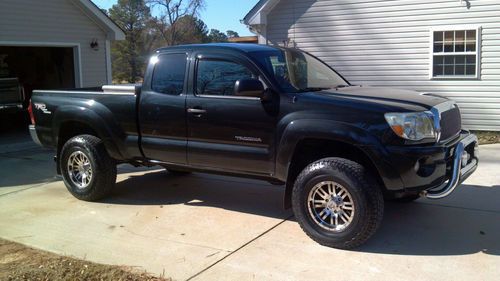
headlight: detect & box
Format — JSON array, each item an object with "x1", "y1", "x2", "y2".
[{"x1": 385, "y1": 111, "x2": 436, "y2": 141}]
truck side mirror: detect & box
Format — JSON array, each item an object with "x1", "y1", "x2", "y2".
[{"x1": 234, "y1": 78, "x2": 265, "y2": 98}]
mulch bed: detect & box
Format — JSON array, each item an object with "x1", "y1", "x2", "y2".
[{"x1": 473, "y1": 131, "x2": 500, "y2": 145}]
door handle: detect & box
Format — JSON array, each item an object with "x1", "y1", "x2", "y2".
[{"x1": 187, "y1": 108, "x2": 206, "y2": 115}]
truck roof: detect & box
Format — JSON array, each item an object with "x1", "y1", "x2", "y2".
[{"x1": 156, "y1": 43, "x2": 282, "y2": 54}]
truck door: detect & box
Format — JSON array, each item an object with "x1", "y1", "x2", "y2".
[
  {"x1": 186, "y1": 53, "x2": 277, "y2": 175},
  {"x1": 139, "y1": 52, "x2": 188, "y2": 164}
]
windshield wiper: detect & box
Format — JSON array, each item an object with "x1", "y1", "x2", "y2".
[{"x1": 296, "y1": 87, "x2": 332, "y2": 93}]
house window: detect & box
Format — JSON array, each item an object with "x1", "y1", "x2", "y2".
[{"x1": 431, "y1": 27, "x2": 480, "y2": 79}]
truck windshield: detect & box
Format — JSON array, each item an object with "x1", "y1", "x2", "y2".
[{"x1": 250, "y1": 49, "x2": 349, "y2": 93}]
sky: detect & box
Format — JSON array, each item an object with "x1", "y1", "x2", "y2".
[{"x1": 93, "y1": 0, "x2": 257, "y2": 36}]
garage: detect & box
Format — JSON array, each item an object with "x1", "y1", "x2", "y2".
[
  {"x1": 1, "y1": 46, "x2": 77, "y2": 105},
  {"x1": 0, "y1": 0, "x2": 124, "y2": 137}
]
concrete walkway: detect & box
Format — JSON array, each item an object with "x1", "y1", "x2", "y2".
[{"x1": 0, "y1": 140, "x2": 499, "y2": 281}]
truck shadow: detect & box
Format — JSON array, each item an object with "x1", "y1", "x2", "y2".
[
  {"x1": 0, "y1": 146, "x2": 153, "y2": 189},
  {"x1": 107, "y1": 171, "x2": 499, "y2": 256},
  {"x1": 0, "y1": 125, "x2": 56, "y2": 190},
  {"x1": 106, "y1": 170, "x2": 291, "y2": 219}
]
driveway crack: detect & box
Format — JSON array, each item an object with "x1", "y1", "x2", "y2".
[
  {"x1": 118, "y1": 226, "x2": 230, "y2": 253},
  {"x1": 185, "y1": 214, "x2": 293, "y2": 281},
  {"x1": 0, "y1": 179, "x2": 58, "y2": 198}
]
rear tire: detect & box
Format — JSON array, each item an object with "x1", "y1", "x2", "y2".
[
  {"x1": 60, "y1": 135, "x2": 117, "y2": 201},
  {"x1": 292, "y1": 157, "x2": 384, "y2": 249}
]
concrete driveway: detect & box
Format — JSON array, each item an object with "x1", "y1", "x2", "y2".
[{"x1": 0, "y1": 133, "x2": 499, "y2": 281}]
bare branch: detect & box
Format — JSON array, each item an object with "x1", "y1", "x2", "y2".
[{"x1": 147, "y1": 0, "x2": 205, "y2": 45}]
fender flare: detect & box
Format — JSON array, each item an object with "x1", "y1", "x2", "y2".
[
  {"x1": 275, "y1": 119, "x2": 403, "y2": 190},
  {"x1": 53, "y1": 104, "x2": 126, "y2": 160}
]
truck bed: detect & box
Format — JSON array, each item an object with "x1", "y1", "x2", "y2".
[{"x1": 31, "y1": 85, "x2": 142, "y2": 160}]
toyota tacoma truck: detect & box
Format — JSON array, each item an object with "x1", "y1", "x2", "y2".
[{"x1": 29, "y1": 43, "x2": 479, "y2": 249}]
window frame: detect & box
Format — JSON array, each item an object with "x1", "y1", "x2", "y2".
[
  {"x1": 150, "y1": 52, "x2": 188, "y2": 95},
  {"x1": 429, "y1": 25, "x2": 481, "y2": 80},
  {"x1": 193, "y1": 55, "x2": 264, "y2": 101}
]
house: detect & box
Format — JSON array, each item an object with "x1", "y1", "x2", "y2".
[
  {"x1": 228, "y1": 36, "x2": 259, "y2": 44},
  {"x1": 243, "y1": 0, "x2": 500, "y2": 131},
  {"x1": 0, "y1": 0, "x2": 125, "y2": 102}
]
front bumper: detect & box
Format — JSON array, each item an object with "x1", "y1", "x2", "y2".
[
  {"x1": 383, "y1": 130, "x2": 478, "y2": 198},
  {"x1": 422, "y1": 133, "x2": 478, "y2": 199}
]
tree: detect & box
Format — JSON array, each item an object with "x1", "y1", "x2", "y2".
[
  {"x1": 147, "y1": 0, "x2": 205, "y2": 46},
  {"x1": 226, "y1": 30, "x2": 239, "y2": 38},
  {"x1": 109, "y1": 0, "x2": 153, "y2": 83},
  {"x1": 208, "y1": 29, "x2": 228, "y2": 42},
  {"x1": 174, "y1": 15, "x2": 209, "y2": 44},
  {"x1": 142, "y1": 18, "x2": 165, "y2": 55}
]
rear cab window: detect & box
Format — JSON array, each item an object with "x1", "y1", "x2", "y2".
[{"x1": 151, "y1": 53, "x2": 187, "y2": 95}]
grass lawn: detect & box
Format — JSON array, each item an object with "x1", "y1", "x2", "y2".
[{"x1": 0, "y1": 239, "x2": 170, "y2": 281}]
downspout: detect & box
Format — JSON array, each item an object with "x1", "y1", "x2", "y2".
[{"x1": 105, "y1": 39, "x2": 112, "y2": 84}]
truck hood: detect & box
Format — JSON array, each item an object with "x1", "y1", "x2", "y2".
[{"x1": 312, "y1": 86, "x2": 448, "y2": 112}]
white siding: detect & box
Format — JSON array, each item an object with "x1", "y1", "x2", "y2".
[
  {"x1": 265, "y1": 0, "x2": 500, "y2": 131},
  {"x1": 0, "y1": 0, "x2": 108, "y2": 87}
]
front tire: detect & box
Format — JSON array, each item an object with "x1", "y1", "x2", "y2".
[
  {"x1": 60, "y1": 135, "x2": 117, "y2": 201},
  {"x1": 292, "y1": 158, "x2": 384, "y2": 249}
]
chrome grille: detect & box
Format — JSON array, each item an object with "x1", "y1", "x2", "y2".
[
  {"x1": 433, "y1": 101, "x2": 462, "y2": 142},
  {"x1": 440, "y1": 106, "x2": 461, "y2": 141}
]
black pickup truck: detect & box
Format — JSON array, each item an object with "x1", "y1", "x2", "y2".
[{"x1": 29, "y1": 43, "x2": 478, "y2": 249}]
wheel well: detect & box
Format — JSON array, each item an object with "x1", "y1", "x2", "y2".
[
  {"x1": 57, "y1": 121, "x2": 98, "y2": 155},
  {"x1": 55, "y1": 121, "x2": 99, "y2": 174},
  {"x1": 57, "y1": 121, "x2": 127, "y2": 169},
  {"x1": 283, "y1": 138, "x2": 386, "y2": 208}
]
